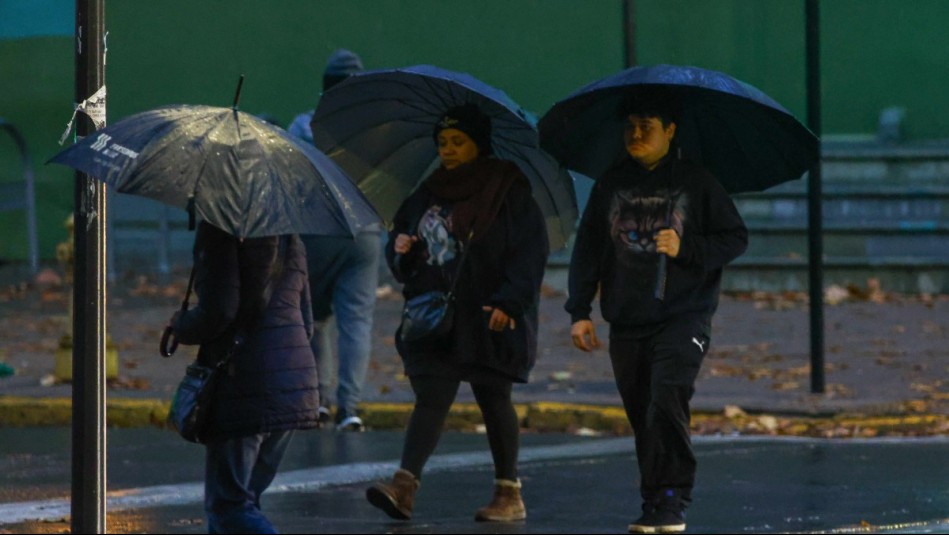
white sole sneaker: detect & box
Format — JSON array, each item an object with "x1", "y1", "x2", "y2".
[{"x1": 337, "y1": 415, "x2": 365, "y2": 432}]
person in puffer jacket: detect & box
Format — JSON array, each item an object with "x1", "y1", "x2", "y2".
[{"x1": 169, "y1": 220, "x2": 318, "y2": 534}]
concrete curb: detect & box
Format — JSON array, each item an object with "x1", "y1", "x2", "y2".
[{"x1": 1, "y1": 396, "x2": 947, "y2": 438}]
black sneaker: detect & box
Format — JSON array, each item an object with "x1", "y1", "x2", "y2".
[
  {"x1": 316, "y1": 406, "x2": 332, "y2": 428},
  {"x1": 629, "y1": 506, "x2": 686, "y2": 533},
  {"x1": 628, "y1": 502, "x2": 656, "y2": 533}
]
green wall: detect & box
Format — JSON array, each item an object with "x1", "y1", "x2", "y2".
[
  {"x1": 636, "y1": 0, "x2": 949, "y2": 138},
  {"x1": 0, "y1": 0, "x2": 623, "y2": 262},
  {"x1": 1, "y1": 0, "x2": 948, "y2": 262}
]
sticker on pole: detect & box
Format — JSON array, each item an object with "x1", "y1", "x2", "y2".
[{"x1": 58, "y1": 85, "x2": 108, "y2": 144}]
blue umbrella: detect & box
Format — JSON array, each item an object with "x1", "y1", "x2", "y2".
[
  {"x1": 538, "y1": 64, "x2": 819, "y2": 194},
  {"x1": 49, "y1": 104, "x2": 380, "y2": 239},
  {"x1": 540, "y1": 64, "x2": 819, "y2": 300},
  {"x1": 311, "y1": 64, "x2": 578, "y2": 250}
]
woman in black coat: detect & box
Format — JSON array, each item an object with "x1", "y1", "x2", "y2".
[
  {"x1": 366, "y1": 105, "x2": 549, "y2": 523},
  {"x1": 169, "y1": 221, "x2": 319, "y2": 534}
]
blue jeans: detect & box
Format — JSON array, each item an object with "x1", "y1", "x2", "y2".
[
  {"x1": 304, "y1": 229, "x2": 381, "y2": 416},
  {"x1": 205, "y1": 430, "x2": 294, "y2": 534}
]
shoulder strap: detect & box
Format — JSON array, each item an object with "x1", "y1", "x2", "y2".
[{"x1": 446, "y1": 230, "x2": 474, "y2": 297}]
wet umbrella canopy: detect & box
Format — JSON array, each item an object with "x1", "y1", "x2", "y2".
[
  {"x1": 50, "y1": 104, "x2": 380, "y2": 239},
  {"x1": 539, "y1": 64, "x2": 819, "y2": 194},
  {"x1": 539, "y1": 64, "x2": 819, "y2": 300},
  {"x1": 311, "y1": 64, "x2": 578, "y2": 250}
]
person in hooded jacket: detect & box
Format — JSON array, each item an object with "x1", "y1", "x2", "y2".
[
  {"x1": 168, "y1": 220, "x2": 319, "y2": 534},
  {"x1": 365, "y1": 104, "x2": 549, "y2": 523},
  {"x1": 565, "y1": 94, "x2": 748, "y2": 533},
  {"x1": 290, "y1": 48, "x2": 383, "y2": 432}
]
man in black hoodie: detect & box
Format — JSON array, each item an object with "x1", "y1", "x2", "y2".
[{"x1": 565, "y1": 95, "x2": 747, "y2": 533}]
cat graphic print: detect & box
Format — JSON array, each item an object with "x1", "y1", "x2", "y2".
[{"x1": 609, "y1": 188, "x2": 686, "y2": 265}]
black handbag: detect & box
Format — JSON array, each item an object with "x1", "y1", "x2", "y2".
[
  {"x1": 400, "y1": 290, "x2": 456, "y2": 342},
  {"x1": 167, "y1": 338, "x2": 241, "y2": 443},
  {"x1": 164, "y1": 237, "x2": 287, "y2": 443},
  {"x1": 168, "y1": 362, "x2": 216, "y2": 443},
  {"x1": 399, "y1": 233, "x2": 472, "y2": 343}
]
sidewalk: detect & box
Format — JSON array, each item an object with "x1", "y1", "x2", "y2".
[{"x1": 0, "y1": 266, "x2": 946, "y2": 436}]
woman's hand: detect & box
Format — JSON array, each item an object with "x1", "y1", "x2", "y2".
[
  {"x1": 482, "y1": 306, "x2": 516, "y2": 331},
  {"x1": 394, "y1": 233, "x2": 418, "y2": 254}
]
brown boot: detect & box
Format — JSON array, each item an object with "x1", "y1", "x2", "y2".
[
  {"x1": 474, "y1": 478, "x2": 526, "y2": 522},
  {"x1": 366, "y1": 468, "x2": 420, "y2": 520}
]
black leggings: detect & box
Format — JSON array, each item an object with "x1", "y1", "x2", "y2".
[{"x1": 400, "y1": 375, "x2": 519, "y2": 481}]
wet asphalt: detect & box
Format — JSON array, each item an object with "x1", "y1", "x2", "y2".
[{"x1": 0, "y1": 428, "x2": 947, "y2": 534}]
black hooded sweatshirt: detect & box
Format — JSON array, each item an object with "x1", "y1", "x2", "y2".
[
  {"x1": 564, "y1": 154, "x2": 747, "y2": 331},
  {"x1": 387, "y1": 158, "x2": 549, "y2": 383}
]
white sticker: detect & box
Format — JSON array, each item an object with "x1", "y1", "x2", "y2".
[
  {"x1": 58, "y1": 85, "x2": 108, "y2": 145},
  {"x1": 81, "y1": 85, "x2": 108, "y2": 130}
]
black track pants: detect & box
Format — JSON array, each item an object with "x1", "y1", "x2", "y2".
[{"x1": 609, "y1": 316, "x2": 710, "y2": 507}]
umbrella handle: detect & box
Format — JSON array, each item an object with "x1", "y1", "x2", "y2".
[
  {"x1": 160, "y1": 325, "x2": 178, "y2": 358},
  {"x1": 654, "y1": 188, "x2": 675, "y2": 301},
  {"x1": 654, "y1": 254, "x2": 668, "y2": 300}
]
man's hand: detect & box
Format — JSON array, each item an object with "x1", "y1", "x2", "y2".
[
  {"x1": 656, "y1": 228, "x2": 680, "y2": 258},
  {"x1": 482, "y1": 306, "x2": 516, "y2": 331},
  {"x1": 570, "y1": 319, "x2": 600, "y2": 352}
]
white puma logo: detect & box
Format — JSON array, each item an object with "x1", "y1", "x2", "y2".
[{"x1": 691, "y1": 337, "x2": 706, "y2": 352}]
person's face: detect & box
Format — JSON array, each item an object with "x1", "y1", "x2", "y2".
[
  {"x1": 624, "y1": 114, "x2": 676, "y2": 170},
  {"x1": 437, "y1": 128, "x2": 480, "y2": 170}
]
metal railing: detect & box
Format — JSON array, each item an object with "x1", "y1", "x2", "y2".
[{"x1": 0, "y1": 118, "x2": 40, "y2": 274}]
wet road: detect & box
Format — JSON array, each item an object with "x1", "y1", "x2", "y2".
[{"x1": 0, "y1": 428, "x2": 947, "y2": 533}]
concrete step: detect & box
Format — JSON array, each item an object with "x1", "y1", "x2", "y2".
[
  {"x1": 543, "y1": 258, "x2": 946, "y2": 295},
  {"x1": 724, "y1": 257, "x2": 946, "y2": 294},
  {"x1": 105, "y1": 142, "x2": 949, "y2": 292},
  {"x1": 742, "y1": 224, "x2": 948, "y2": 260}
]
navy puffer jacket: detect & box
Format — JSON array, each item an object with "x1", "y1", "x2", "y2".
[{"x1": 172, "y1": 221, "x2": 319, "y2": 439}]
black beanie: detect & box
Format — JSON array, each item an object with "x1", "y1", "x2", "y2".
[
  {"x1": 433, "y1": 104, "x2": 493, "y2": 155},
  {"x1": 322, "y1": 49, "x2": 363, "y2": 91}
]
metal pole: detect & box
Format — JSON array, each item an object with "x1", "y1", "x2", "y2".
[
  {"x1": 622, "y1": 0, "x2": 637, "y2": 68},
  {"x1": 805, "y1": 0, "x2": 825, "y2": 393},
  {"x1": 72, "y1": 0, "x2": 108, "y2": 532}
]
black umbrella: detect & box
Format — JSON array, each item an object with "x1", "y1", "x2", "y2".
[
  {"x1": 50, "y1": 102, "x2": 380, "y2": 239},
  {"x1": 539, "y1": 64, "x2": 819, "y2": 298},
  {"x1": 539, "y1": 64, "x2": 819, "y2": 194},
  {"x1": 310, "y1": 64, "x2": 578, "y2": 250}
]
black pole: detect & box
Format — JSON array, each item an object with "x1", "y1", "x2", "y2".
[
  {"x1": 622, "y1": 0, "x2": 636, "y2": 68},
  {"x1": 805, "y1": 0, "x2": 825, "y2": 393},
  {"x1": 72, "y1": 0, "x2": 108, "y2": 533}
]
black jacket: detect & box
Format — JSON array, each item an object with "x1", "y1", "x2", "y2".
[
  {"x1": 565, "y1": 155, "x2": 747, "y2": 329},
  {"x1": 387, "y1": 159, "x2": 549, "y2": 383},
  {"x1": 173, "y1": 222, "x2": 319, "y2": 439}
]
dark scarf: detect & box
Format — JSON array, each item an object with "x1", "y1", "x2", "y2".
[{"x1": 423, "y1": 157, "x2": 523, "y2": 242}]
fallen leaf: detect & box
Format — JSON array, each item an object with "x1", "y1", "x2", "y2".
[
  {"x1": 549, "y1": 371, "x2": 573, "y2": 382},
  {"x1": 723, "y1": 405, "x2": 746, "y2": 418},
  {"x1": 824, "y1": 285, "x2": 849, "y2": 305}
]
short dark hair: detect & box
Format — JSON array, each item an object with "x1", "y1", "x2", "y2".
[{"x1": 618, "y1": 88, "x2": 679, "y2": 127}]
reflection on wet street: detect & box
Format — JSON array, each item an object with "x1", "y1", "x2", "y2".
[{"x1": 0, "y1": 430, "x2": 946, "y2": 533}]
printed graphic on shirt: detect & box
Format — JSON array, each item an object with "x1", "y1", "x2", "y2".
[
  {"x1": 609, "y1": 188, "x2": 686, "y2": 265},
  {"x1": 418, "y1": 204, "x2": 458, "y2": 266}
]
